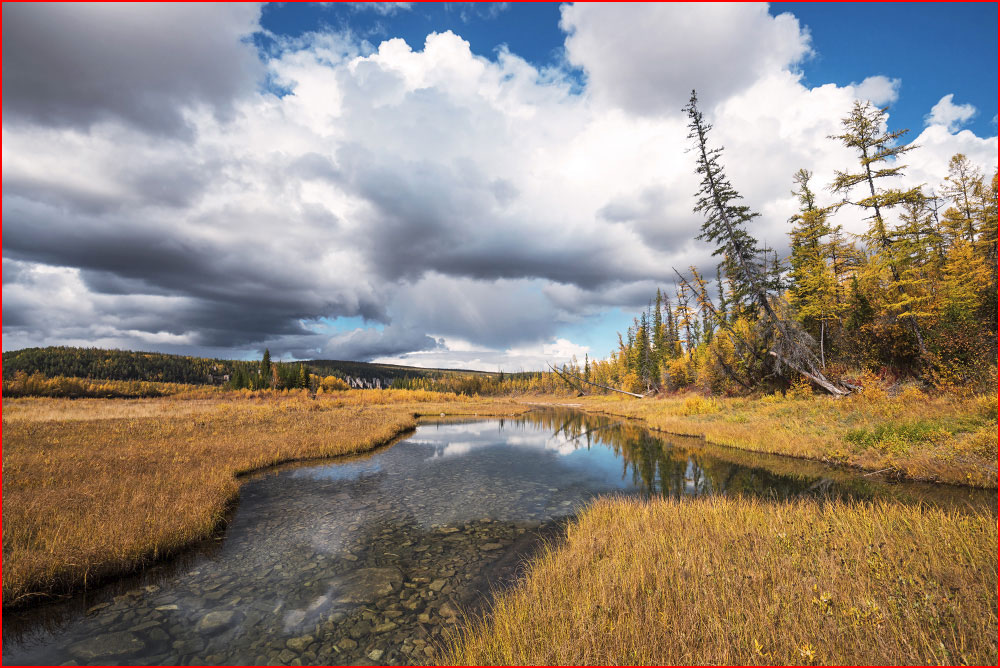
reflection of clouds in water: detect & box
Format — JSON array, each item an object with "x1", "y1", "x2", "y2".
[
  {"x1": 419, "y1": 423, "x2": 487, "y2": 438},
  {"x1": 290, "y1": 460, "x2": 382, "y2": 482},
  {"x1": 418, "y1": 425, "x2": 589, "y2": 461}
]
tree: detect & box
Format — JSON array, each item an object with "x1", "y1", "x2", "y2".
[
  {"x1": 829, "y1": 100, "x2": 926, "y2": 354},
  {"x1": 940, "y1": 153, "x2": 983, "y2": 243},
  {"x1": 652, "y1": 289, "x2": 664, "y2": 374},
  {"x1": 682, "y1": 90, "x2": 849, "y2": 395},
  {"x1": 787, "y1": 169, "x2": 842, "y2": 367},
  {"x1": 830, "y1": 100, "x2": 922, "y2": 252},
  {"x1": 260, "y1": 348, "x2": 272, "y2": 389}
]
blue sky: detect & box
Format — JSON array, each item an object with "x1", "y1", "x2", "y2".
[{"x1": 4, "y1": 3, "x2": 997, "y2": 369}]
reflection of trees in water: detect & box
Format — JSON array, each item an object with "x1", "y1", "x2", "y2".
[
  {"x1": 506, "y1": 409, "x2": 820, "y2": 499},
  {"x1": 507, "y1": 410, "x2": 997, "y2": 511}
]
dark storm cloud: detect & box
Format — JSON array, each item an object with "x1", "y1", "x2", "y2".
[
  {"x1": 318, "y1": 325, "x2": 443, "y2": 362},
  {"x1": 1, "y1": 193, "x2": 387, "y2": 350},
  {"x1": 2, "y1": 3, "x2": 263, "y2": 136}
]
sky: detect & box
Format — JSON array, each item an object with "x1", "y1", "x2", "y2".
[{"x1": 2, "y1": 2, "x2": 997, "y2": 371}]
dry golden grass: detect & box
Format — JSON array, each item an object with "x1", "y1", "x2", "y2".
[
  {"x1": 2, "y1": 390, "x2": 529, "y2": 607},
  {"x1": 447, "y1": 495, "x2": 998, "y2": 666},
  {"x1": 564, "y1": 389, "x2": 998, "y2": 487}
]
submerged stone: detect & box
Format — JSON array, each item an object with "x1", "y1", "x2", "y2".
[
  {"x1": 330, "y1": 568, "x2": 403, "y2": 604},
  {"x1": 68, "y1": 632, "x2": 145, "y2": 659},
  {"x1": 196, "y1": 610, "x2": 240, "y2": 633}
]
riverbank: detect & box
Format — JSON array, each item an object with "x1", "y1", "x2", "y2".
[
  {"x1": 554, "y1": 388, "x2": 998, "y2": 488},
  {"x1": 2, "y1": 390, "x2": 531, "y2": 608},
  {"x1": 446, "y1": 494, "x2": 998, "y2": 665}
]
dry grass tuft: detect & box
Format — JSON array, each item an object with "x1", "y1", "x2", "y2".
[
  {"x1": 446, "y1": 495, "x2": 998, "y2": 666},
  {"x1": 2, "y1": 391, "x2": 528, "y2": 607}
]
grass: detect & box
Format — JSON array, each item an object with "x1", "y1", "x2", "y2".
[
  {"x1": 1, "y1": 389, "x2": 531, "y2": 608},
  {"x1": 564, "y1": 387, "x2": 998, "y2": 487},
  {"x1": 446, "y1": 495, "x2": 998, "y2": 666}
]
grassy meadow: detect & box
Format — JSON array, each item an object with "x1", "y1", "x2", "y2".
[
  {"x1": 1, "y1": 389, "x2": 530, "y2": 608},
  {"x1": 447, "y1": 495, "x2": 998, "y2": 666},
  {"x1": 564, "y1": 386, "x2": 998, "y2": 487}
]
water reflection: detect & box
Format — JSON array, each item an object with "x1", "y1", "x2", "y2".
[{"x1": 3, "y1": 409, "x2": 993, "y2": 666}]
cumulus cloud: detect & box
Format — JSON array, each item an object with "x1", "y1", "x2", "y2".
[
  {"x1": 560, "y1": 2, "x2": 812, "y2": 113},
  {"x1": 925, "y1": 93, "x2": 977, "y2": 132},
  {"x1": 2, "y1": 4, "x2": 996, "y2": 367},
  {"x1": 2, "y1": 3, "x2": 263, "y2": 137},
  {"x1": 851, "y1": 75, "x2": 901, "y2": 106}
]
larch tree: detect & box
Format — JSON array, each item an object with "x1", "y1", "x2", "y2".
[
  {"x1": 829, "y1": 100, "x2": 928, "y2": 355},
  {"x1": 940, "y1": 153, "x2": 983, "y2": 243}
]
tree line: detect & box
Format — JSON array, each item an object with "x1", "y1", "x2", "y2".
[{"x1": 580, "y1": 93, "x2": 996, "y2": 396}]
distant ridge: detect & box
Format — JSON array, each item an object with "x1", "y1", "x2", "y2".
[{"x1": 2, "y1": 346, "x2": 497, "y2": 386}]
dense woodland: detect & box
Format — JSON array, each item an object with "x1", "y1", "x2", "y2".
[{"x1": 577, "y1": 94, "x2": 997, "y2": 397}]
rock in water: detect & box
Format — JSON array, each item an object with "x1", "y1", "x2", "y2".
[
  {"x1": 69, "y1": 632, "x2": 145, "y2": 659},
  {"x1": 196, "y1": 610, "x2": 240, "y2": 633},
  {"x1": 329, "y1": 567, "x2": 403, "y2": 604}
]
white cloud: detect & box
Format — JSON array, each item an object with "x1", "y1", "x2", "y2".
[
  {"x1": 851, "y1": 75, "x2": 901, "y2": 106},
  {"x1": 925, "y1": 93, "x2": 977, "y2": 132},
  {"x1": 351, "y1": 3, "x2": 413, "y2": 17},
  {"x1": 560, "y1": 2, "x2": 812, "y2": 113}
]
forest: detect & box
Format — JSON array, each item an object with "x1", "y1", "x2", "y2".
[{"x1": 578, "y1": 94, "x2": 997, "y2": 398}]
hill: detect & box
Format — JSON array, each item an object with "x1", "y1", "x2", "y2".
[{"x1": 1, "y1": 346, "x2": 496, "y2": 387}]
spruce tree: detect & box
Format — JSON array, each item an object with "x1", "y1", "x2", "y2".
[{"x1": 260, "y1": 349, "x2": 272, "y2": 389}]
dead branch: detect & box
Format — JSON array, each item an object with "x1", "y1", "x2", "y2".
[{"x1": 548, "y1": 363, "x2": 645, "y2": 398}]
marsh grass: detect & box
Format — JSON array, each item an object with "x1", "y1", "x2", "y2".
[
  {"x1": 572, "y1": 390, "x2": 998, "y2": 487},
  {"x1": 446, "y1": 495, "x2": 998, "y2": 666},
  {"x1": 2, "y1": 390, "x2": 529, "y2": 607}
]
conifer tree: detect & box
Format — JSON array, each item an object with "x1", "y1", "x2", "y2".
[
  {"x1": 940, "y1": 153, "x2": 983, "y2": 243},
  {"x1": 787, "y1": 169, "x2": 841, "y2": 367},
  {"x1": 259, "y1": 348, "x2": 272, "y2": 389},
  {"x1": 652, "y1": 289, "x2": 664, "y2": 373},
  {"x1": 830, "y1": 100, "x2": 926, "y2": 353}
]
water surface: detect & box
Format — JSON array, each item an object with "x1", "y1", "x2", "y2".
[{"x1": 4, "y1": 409, "x2": 993, "y2": 665}]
